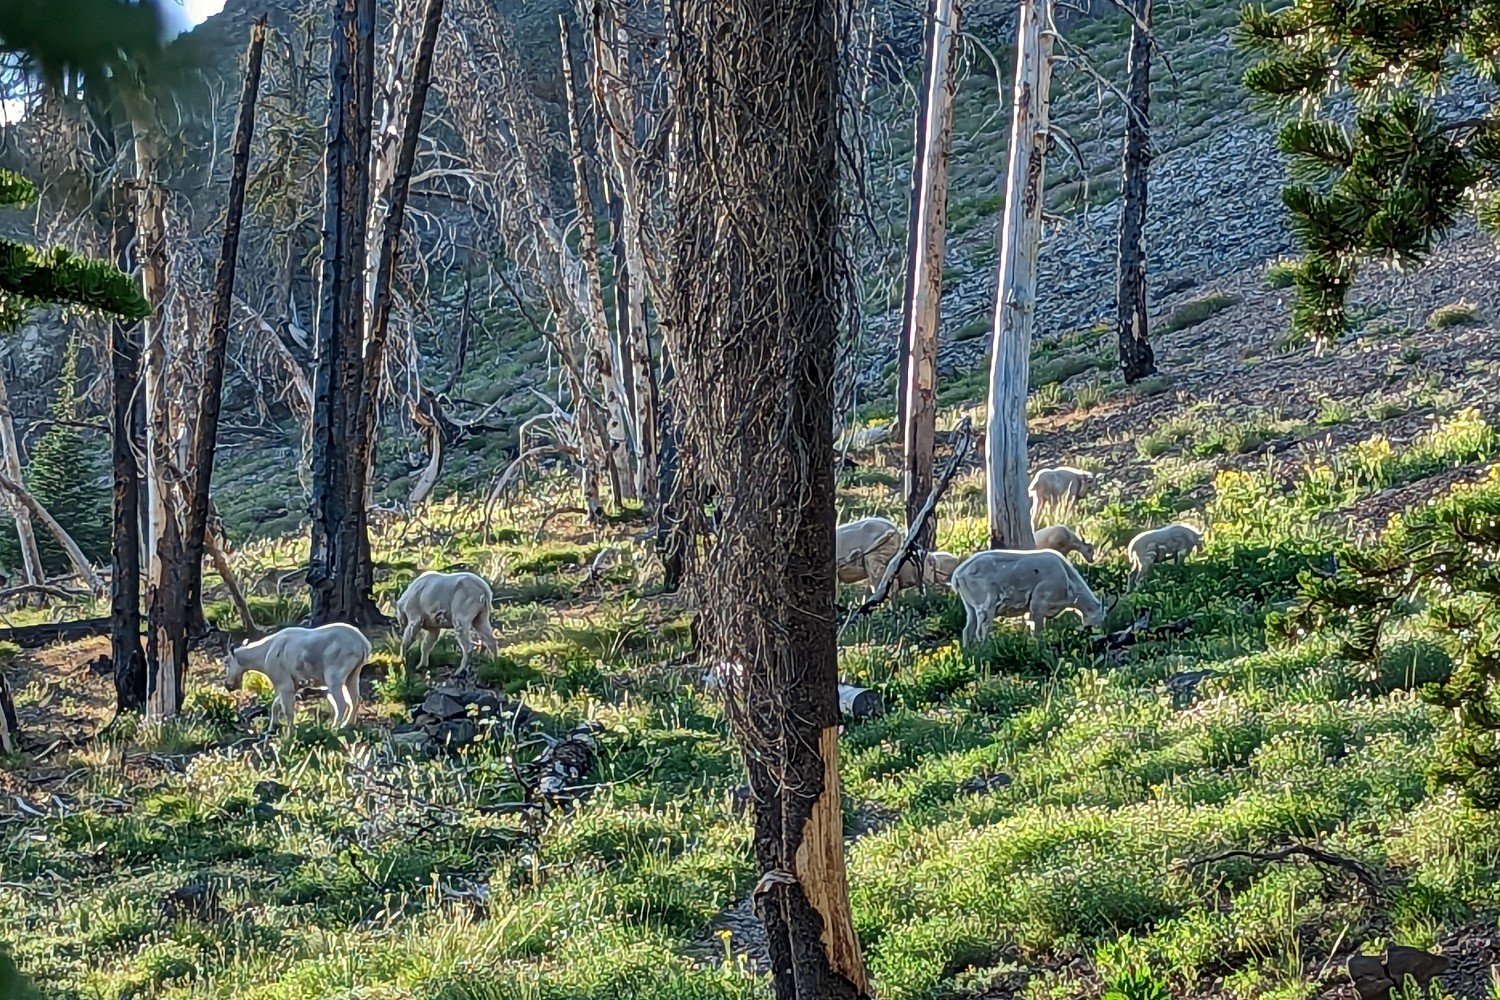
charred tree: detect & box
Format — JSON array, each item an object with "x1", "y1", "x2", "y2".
[
  {"x1": 900, "y1": 0, "x2": 961, "y2": 554},
  {"x1": 183, "y1": 18, "x2": 267, "y2": 636},
  {"x1": 1115, "y1": 0, "x2": 1155, "y2": 383},
  {"x1": 663, "y1": 0, "x2": 869, "y2": 995},
  {"x1": 985, "y1": 0, "x2": 1053, "y2": 550},
  {"x1": 309, "y1": 0, "x2": 382, "y2": 627}
]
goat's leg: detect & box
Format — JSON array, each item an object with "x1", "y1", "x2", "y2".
[
  {"x1": 343, "y1": 666, "x2": 364, "y2": 726},
  {"x1": 418, "y1": 629, "x2": 438, "y2": 671},
  {"x1": 325, "y1": 684, "x2": 348, "y2": 729},
  {"x1": 455, "y1": 620, "x2": 474, "y2": 678},
  {"x1": 274, "y1": 683, "x2": 297, "y2": 736}
]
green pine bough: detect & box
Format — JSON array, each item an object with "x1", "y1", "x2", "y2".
[{"x1": 1237, "y1": 0, "x2": 1500, "y2": 340}]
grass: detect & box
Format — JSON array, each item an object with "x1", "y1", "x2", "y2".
[
  {"x1": 7, "y1": 407, "x2": 1500, "y2": 999},
  {"x1": 1426, "y1": 300, "x2": 1481, "y2": 330},
  {"x1": 1160, "y1": 293, "x2": 1242, "y2": 335}
]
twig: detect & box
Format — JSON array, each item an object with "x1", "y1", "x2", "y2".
[
  {"x1": 839, "y1": 417, "x2": 974, "y2": 632},
  {"x1": 1179, "y1": 844, "x2": 1381, "y2": 893}
]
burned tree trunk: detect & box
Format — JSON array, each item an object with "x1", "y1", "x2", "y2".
[
  {"x1": 109, "y1": 222, "x2": 147, "y2": 714},
  {"x1": 900, "y1": 0, "x2": 961, "y2": 555},
  {"x1": 663, "y1": 0, "x2": 869, "y2": 995},
  {"x1": 985, "y1": 0, "x2": 1053, "y2": 550},
  {"x1": 1115, "y1": 0, "x2": 1155, "y2": 384},
  {"x1": 184, "y1": 18, "x2": 267, "y2": 637},
  {"x1": 310, "y1": 0, "x2": 382, "y2": 627}
]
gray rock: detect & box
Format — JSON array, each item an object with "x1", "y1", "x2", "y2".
[
  {"x1": 253, "y1": 780, "x2": 288, "y2": 803},
  {"x1": 429, "y1": 719, "x2": 477, "y2": 747},
  {"x1": 419, "y1": 690, "x2": 468, "y2": 722}
]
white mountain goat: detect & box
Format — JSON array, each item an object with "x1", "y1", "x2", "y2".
[
  {"x1": 1126, "y1": 523, "x2": 1204, "y2": 590},
  {"x1": 1033, "y1": 524, "x2": 1096, "y2": 563},
  {"x1": 1028, "y1": 466, "x2": 1096, "y2": 523},
  {"x1": 224, "y1": 623, "x2": 371, "y2": 733},
  {"x1": 395, "y1": 570, "x2": 499, "y2": 675},
  {"x1": 950, "y1": 549, "x2": 1107, "y2": 646}
]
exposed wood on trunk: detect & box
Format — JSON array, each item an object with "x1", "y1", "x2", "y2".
[
  {"x1": 135, "y1": 131, "x2": 188, "y2": 722},
  {"x1": 560, "y1": 15, "x2": 637, "y2": 506},
  {"x1": 407, "y1": 389, "x2": 444, "y2": 505},
  {"x1": 184, "y1": 18, "x2": 267, "y2": 644},
  {"x1": 663, "y1": 0, "x2": 869, "y2": 992},
  {"x1": 310, "y1": 0, "x2": 383, "y2": 627},
  {"x1": 357, "y1": 0, "x2": 446, "y2": 521},
  {"x1": 985, "y1": 0, "x2": 1053, "y2": 550},
  {"x1": 900, "y1": 0, "x2": 961, "y2": 555},
  {"x1": 1115, "y1": 0, "x2": 1156, "y2": 384},
  {"x1": 0, "y1": 362, "x2": 43, "y2": 591},
  {"x1": 0, "y1": 472, "x2": 103, "y2": 596}
]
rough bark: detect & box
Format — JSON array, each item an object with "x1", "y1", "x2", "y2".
[
  {"x1": 655, "y1": 354, "x2": 686, "y2": 592},
  {"x1": 560, "y1": 15, "x2": 637, "y2": 506},
  {"x1": 895, "y1": 0, "x2": 936, "y2": 443},
  {"x1": 985, "y1": 0, "x2": 1053, "y2": 550},
  {"x1": 0, "y1": 669, "x2": 15, "y2": 754},
  {"x1": 310, "y1": 0, "x2": 382, "y2": 627},
  {"x1": 184, "y1": 18, "x2": 266, "y2": 638},
  {"x1": 108, "y1": 218, "x2": 147, "y2": 714},
  {"x1": 900, "y1": 0, "x2": 961, "y2": 555},
  {"x1": 0, "y1": 363, "x2": 43, "y2": 591},
  {"x1": 1115, "y1": 0, "x2": 1155, "y2": 384},
  {"x1": 663, "y1": 0, "x2": 869, "y2": 994}
]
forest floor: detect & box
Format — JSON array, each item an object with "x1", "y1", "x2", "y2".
[{"x1": 4, "y1": 234, "x2": 1500, "y2": 999}]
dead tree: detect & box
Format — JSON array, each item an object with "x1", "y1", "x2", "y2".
[
  {"x1": 183, "y1": 18, "x2": 267, "y2": 640},
  {"x1": 663, "y1": 0, "x2": 870, "y2": 995},
  {"x1": 1115, "y1": 0, "x2": 1155, "y2": 383},
  {"x1": 985, "y1": 0, "x2": 1054, "y2": 550},
  {"x1": 0, "y1": 365, "x2": 43, "y2": 593},
  {"x1": 310, "y1": 0, "x2": 383, "y2": 627},
  {"x1": 109, "y1": 210, "x2": 147, "y2": 713},
  {"x1": 899, "y1": 0, "x2": 961, "y2": 555}
]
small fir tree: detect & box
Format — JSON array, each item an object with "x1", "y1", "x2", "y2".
[
  {"x1": 1237, "y1": 0, "x2": 1500, "y2": 339},
  {"x1": 26, "y1": 336, "x2": 110, "y2": 572}
]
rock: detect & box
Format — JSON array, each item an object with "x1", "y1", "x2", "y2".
[
  {"x1": 252, "y1": 780, "x2": 288, "y2": 803},
  {"x1": 429, "y1": 719, "x2": 477, "y2": 747},
  {"x1": 1348, "y1": 945, "x2": 1451, "y2": 1000},
  {"x1": 838, "y1": 684, "x2": 884, "y2": 721},
  {"x1": 959, "y1": 773, "x2": 1013, "y2": 795},
  {"x1": 250, "y1": 802, "x2": 279, "y2": 823},
  {"x1": 391, "y1": 730, "x2": 430, "y2": 749},
  {"x1": 157, "y1": 882, "x2": 222, "y2": 924},
  {"x1": 419, "y1": 690, "x2": 468, "y2": 722},
  {"x1": 1166, "y1": 669, "x2": 1219, "y2": 704}
]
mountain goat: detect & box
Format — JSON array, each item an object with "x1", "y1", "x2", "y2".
[
  {"x1": 224, "y1": 623, "x2": 371, "y2": 733},
  {"x1": 1033, "y1": 524, "x2": 1096, "y2": 563},
  {"x1": 950, "y1": 549, "x2": 1107, "y2": 646},
  {"x1": 396, "y1": 570, "x2": 499, "y2": 675},
  {"x1": 1028, "y1": 466, "x2": 1096, "y2": 523},
  {"x1": 1126, "y1": 523, "x2": 1204, "y2": 590}
]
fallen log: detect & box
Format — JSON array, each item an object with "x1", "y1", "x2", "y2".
[{"x1": 0, "y1": 616, "x2": 112, "y2": 649}]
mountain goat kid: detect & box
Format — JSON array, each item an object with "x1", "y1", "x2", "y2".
[
  {"x1": 224, "y1": 623, "x2": 371, "y2": 734},
  {"x1": 1126, "y1": 523, "x2": 1204, "y2": 590},
  {"x1": 396, "y1": 570, "x2": 499, "y2": 675},
  {"x1": 1033, "y1": 524, "x2": 1096, "y2": 563},
  {"x1": 836, "y1": 517, "x2": 958, "y2": 593},
  {"x1": 1028, "y1": 466, "x2": 1096, "y2": 523},
  {"x1": 950, "y1": 549, "x2": 1107, "y2": 647}
]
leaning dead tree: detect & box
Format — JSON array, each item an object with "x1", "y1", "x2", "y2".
[
  {"x1": 985, "y1": 0, "x2": 1054, "y2": 550},
  {"x1": 899, "y1": 0, "x2": 962, "y2": 556},
  {"x1": 663, "y1": 0, "x2": 870, "y2": 995}
]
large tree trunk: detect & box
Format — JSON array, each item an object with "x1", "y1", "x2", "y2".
[
  {"x1": 0, "y1": 365, "x2": 44, "y2": 591},
  {"x1": 184, "y1": 18, "x2": 267, "y2": 638},
  {"x1": 1115, "y1": 0, "x2": 1155, "y2": 384},
  {"x1": 109, "y1": 237, "x2": 147, "y2": 714},
  {"x1": 310, "y1": 0, "x2": 383, "y2": 627},
  {"x1": 663, "y1": 0, "x2": 869, "y2": 996},
  {"x1": 135, "y1": 132, "x2": 189, "y2": 722},
  {"x1": 985, "y1": 0, "x2": 1053, "y2": 550},
  {"x1": 560, "y1": 15, "x2": 637, "y2": 507},
  {"x1": 900, "y1": 0, "x2": 961, "y2": 554}
]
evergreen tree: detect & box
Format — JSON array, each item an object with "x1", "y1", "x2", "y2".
[
  {"x1": 1238, "y1": 0, "x2": 1500, "y2": 339},
  {"x1": 26, "y1": 336, "x2": 110, "y2": 572}
]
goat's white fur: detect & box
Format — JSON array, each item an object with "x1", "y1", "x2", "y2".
[
  {"x1": 395, "y1": 570, "x2": 499, "y2": 675},
  {"x1": 1028, "y1": 466, "x2": 1095, "y2": 524},
  {"x1": 224, "y1": 623, "x2": 371, "y2": 733},
  {"x1": 1033, "y1": 524, "x2": 1095, "y2": 563},
  {"x1": 950, "y1": 548, "x2": 1106, "y2": 646},
  {"x1": 1126, "y1": 523, "x2": 1204, "y2": 590}
]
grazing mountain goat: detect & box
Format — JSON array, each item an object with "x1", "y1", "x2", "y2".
[
  {"x1": 1126, "y1": 523, "x2": 1204, "y2": 590},
  {"x1": 396, "y1": 570, "x2": 499, "y2": 675},
  {"x1": 1033, "y1": 524, "x2": 1095, "y2": 563},
  {"x1": 1028, "y1": 466, "x2": 1095, "y2": 523},
  {"x1": 224, "y1": 623, "x2": 371, "y2": 733},
  {"x1": 950, "y1": 549, "x2": 1107, "y2": 647},
  {"x1": 836, "y1": 517, "x2": 955, "y2": 593}
]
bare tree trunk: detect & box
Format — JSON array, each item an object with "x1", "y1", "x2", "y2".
[
  {"x1": 1115, "y1": 0, "x2": 1155, "y2": 384},
  {"x1": 110, "y1": 248, "x2": 147, "y2": 713},
  {"x1": 135, "y1": 132, "x2": 189, "y2": 722},
  {"x1": 663, "y1": 0, "x2": 869, "y2": 995},
  {"x1": 407, "y1": 390, "x2": 444, "y2": 504},
  {"x1": 560, "y1": 15, "x2": 637, "y2": 506},
  {"x1": 310, "y1": 0, "x2": 383, "y2": 627},
  {"x1": 985, "y1": 0, "x2": 1053, "y2": 551},
  {"x1": 184, "y1": 18, "x2": 267, "y2": 640},
  {"x1": 0, "y1": 365, "x2": 43, "y2": 590},
  {"x1": 356, "y1": 0, "x2": 445, "y2": 525},
  {"x1": 900, "y1": 0, "x2": 961, "y2": 555}
]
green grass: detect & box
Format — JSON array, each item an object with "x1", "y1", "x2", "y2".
[
  {"x1": 1160, "y1": 293, "x2": 1242, "y2": 335},
  {"x1": 1426, "y1": 300, "x2": 1481, "y2": 330}
]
